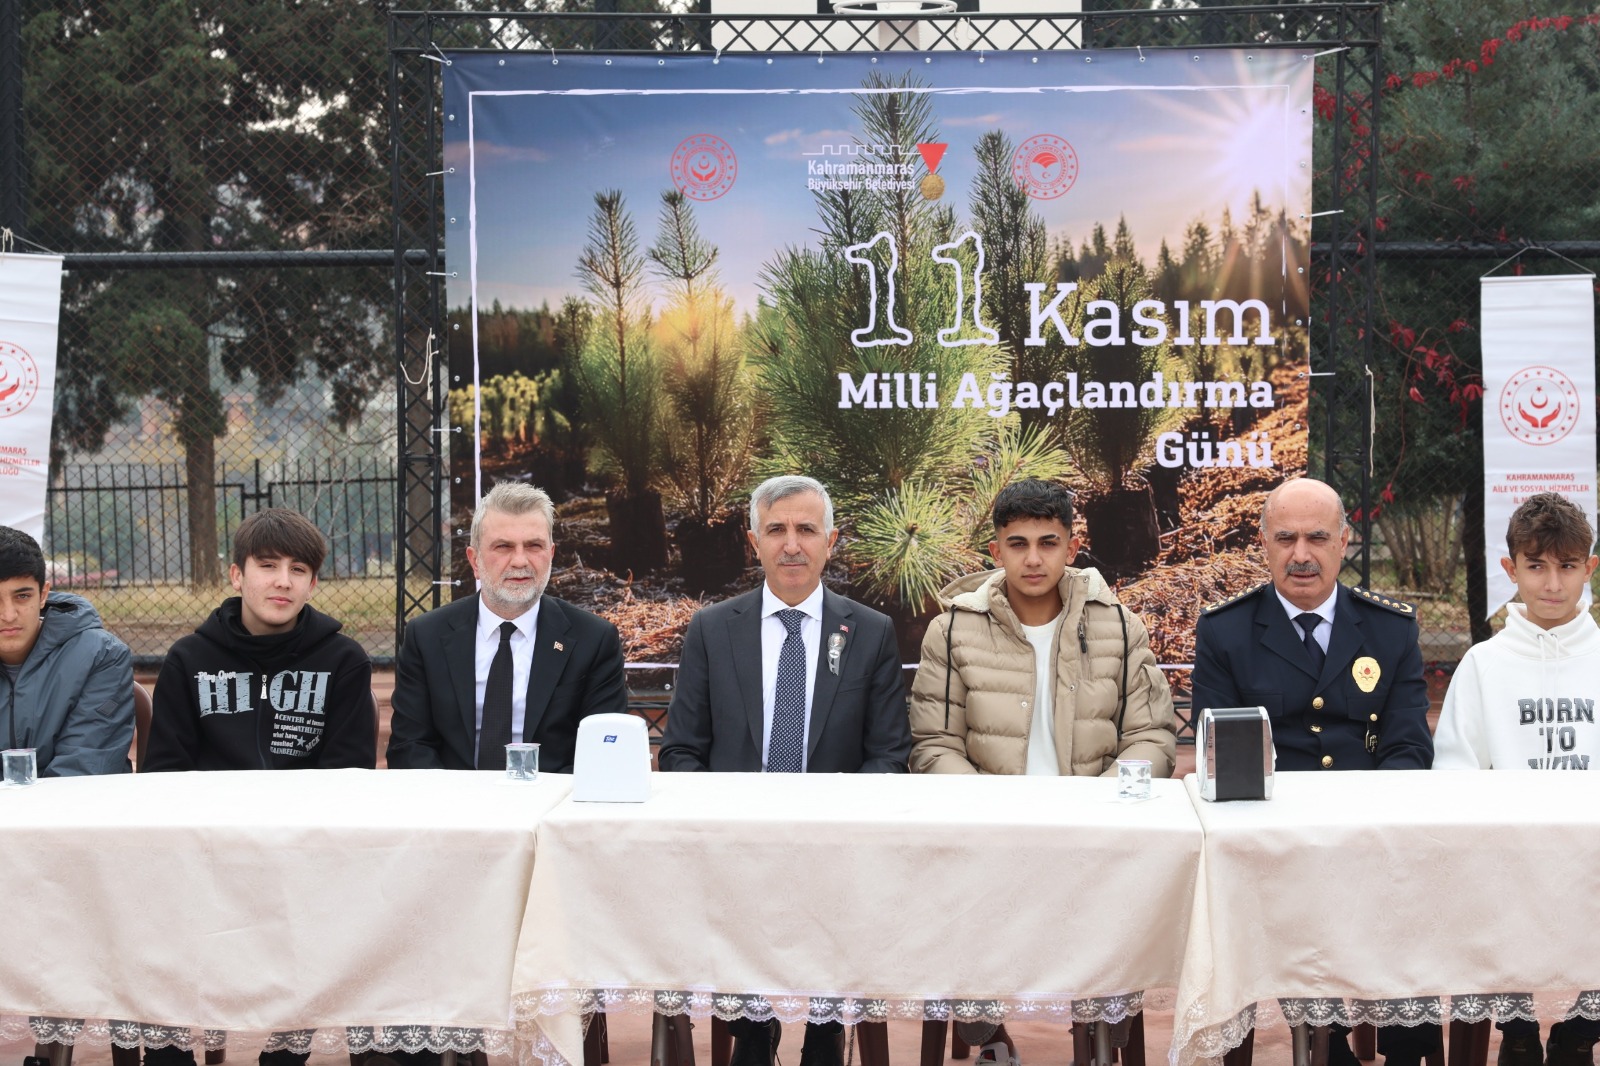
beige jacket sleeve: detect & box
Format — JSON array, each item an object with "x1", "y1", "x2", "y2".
[
  {"x1": 1100, "y1": 608, "x2": 1177, "y2": 778},
  {"x1": 909, "y1": 609, "x2": 980, "y2": 774}
]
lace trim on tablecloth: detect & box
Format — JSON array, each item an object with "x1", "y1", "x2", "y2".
[
  {"x1": 3, "y1": 1017, "x2": 515, "y2": 1055},
  {"x1": 514, "y1": 987, "x2": 1163, "y2": 1027},
  {"x1": 513, "y1": 988, "x2": 1171, "y2": 1066},
  {"x1": 1172, "y1": 992, "x2": 1600, "y2": 1066}
]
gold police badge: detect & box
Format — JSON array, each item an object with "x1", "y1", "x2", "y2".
[{"x1": 1352, "y1": 656, "x2": 1381, "y2": 693}]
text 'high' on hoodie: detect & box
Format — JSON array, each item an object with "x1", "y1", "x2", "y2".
[{"x1": 144, "y1": 597, "x2": 374, "y2": 772}]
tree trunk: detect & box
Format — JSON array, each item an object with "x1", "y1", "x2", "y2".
[
  {"x1": 606, "y1": 488, "x2": 669, "y2": 574},
  {"x1": 183, "y1": 417, "x2": 220, "y2": 585},
  {"x1": 675, "y1": 514, "x2": 748, "y2": 595},
  {"x1": 1081, "y1": 486, "x2": 1161, "y2": 576}
]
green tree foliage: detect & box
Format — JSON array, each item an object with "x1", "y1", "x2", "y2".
[
  {"x1": 1061, "y1": 259, "x2": 1183, "y2": 494},
  {"x1": 25, "y1": 0, "x2": 391, "y2": 582},
  {"x1": 967, "y1": 131, "x2": 1065, "y2": 437},
  {"x1": 1356, "y1": 4, "x2": 1600, "y2": 593},
  {"x1": 755, "y1": 76, "x2": 1070, "y2": 612},
  {"x1": 648, "y1": 191, "x2": 760, "y2": 526},
  {"x1": 574, "y1": 189, "x2": 663, "y2": 500}
]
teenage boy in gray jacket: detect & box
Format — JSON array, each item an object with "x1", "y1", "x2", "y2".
[{"x1": 0, "y1": 525, "x2": 134, "y2": 775}]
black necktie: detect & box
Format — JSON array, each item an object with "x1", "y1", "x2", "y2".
[
  {"x1": 478, "y1": 620, "x2": 517, "y2": 770},
  {"x1": 1296, "y1": 612, "x2": 1326, "y2": 674}
]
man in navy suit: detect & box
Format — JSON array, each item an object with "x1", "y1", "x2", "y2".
[
  {"x1": 660, "y1": 474, "x2": 911, "y2": 1066},
  {"x1": 388, "y1": 481, "x2": 627, "y2": 773},
  {"x1": 1191, "y1": 475, "x2": 1435, "y2": 1066}
]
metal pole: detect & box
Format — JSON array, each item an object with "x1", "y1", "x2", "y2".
[{"x1": 0, "y1": 0, "x2": 26, "y2": 236}]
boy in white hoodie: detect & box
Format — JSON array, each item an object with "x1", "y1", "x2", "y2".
[{"x1": 1434, "y1": 492, "x2": 1600, "y2": 1066}]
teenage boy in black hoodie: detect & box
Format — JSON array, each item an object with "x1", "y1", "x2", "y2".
[{"x1": 145, "y1": 507, "x2": 374, "y2": 773}]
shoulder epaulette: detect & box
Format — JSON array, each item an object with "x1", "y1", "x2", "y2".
[
  {"x1": 1351, "y1": 586, "x2": 1417, "y2": 617},
  {"x1": 1201, "y1": 582, "x2": 1270, "y2": 616}
]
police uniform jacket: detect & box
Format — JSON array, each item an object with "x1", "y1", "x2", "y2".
[{"x1": 1191, "y1": 582, "x2": 1432, "y2": 771}]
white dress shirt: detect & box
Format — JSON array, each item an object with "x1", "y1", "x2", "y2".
[
  {"x1": 759, "y1": 582, "x2": 824, "y2": 772},
  {"x1": 1275, "y1": 586, "x2": 1337, "y2": 653},
  {"x1": 474, "y1": 597, "x2": 541, "y2": 763}
]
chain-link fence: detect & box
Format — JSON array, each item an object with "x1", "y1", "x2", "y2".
[
  {"x1": 7, "y1": 0, "x2": 1598, "y2": 668},
  {"x1": 8, "y1": 0, "x2": 399, "y2": 659}
]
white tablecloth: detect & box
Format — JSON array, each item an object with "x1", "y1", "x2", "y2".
[
  {"x1": 1172, "y1": 771, "x2": 1600, "y2": 1066},
  {"x1": 513, "y1": 772, "x2": 1205, "y2": 1066},
  {"x1": 0, "y1": 769, "x2": 571, "y2": 1055}
]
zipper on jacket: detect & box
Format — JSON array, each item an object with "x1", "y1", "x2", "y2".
[{"x1": 1078, "y1": 615, "x2": 1087, "y2": 653}]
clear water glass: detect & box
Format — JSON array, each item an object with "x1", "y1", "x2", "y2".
[
  {"x1": 505, "y1": 742, "x2": 540, "y2": 781},
  {"x1": 2, "y1": 748, "x2": 37, "y2": 788},
  {"x1": 1117, "y1": 758, "x2": 1152, "y2": 801}
]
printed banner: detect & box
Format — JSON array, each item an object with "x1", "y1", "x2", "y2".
[
  {"x1": 0, "y1": 252, "x2": 63, "y2": 542},
  {"x1": 441, "y1": 50, "x2": 1312, "y2": 664},
  {"x1": 1481, "y1": 273, "x2": 1599, "y2": 618}
]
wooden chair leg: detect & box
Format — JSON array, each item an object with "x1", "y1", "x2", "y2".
[
  {"x1": 1120, "y1": 1014, "x2": 1146, "y2": 1066},
  {"x1": 1356, "y1": 1024, "x2": 1378, "y2": 1062},
  {"x1": 858, "y1": 1022, "x2": 890, "y2": 1066},
  {"x1": 584, "y1": 1013, "x2": 607, "y2": 1066},
  {"x1": 921, "y1": 1019, "x2": 950, "y2": 1066},
  {"x1": 112, "y1": 1044, "x2": 142, "y2": 1066},
  {"x1": 1310, "y1": 1026, "x2": 1332, "y2": 1066},
  {"x1": 470, "y1": 1052, "x2": 490, "y2": 1066},
  {"x1": 1073, "y1": 1023, "x2": 1095, "y2": 1066},
  {"x1": 1223, "y1": 1028, "x2": 1256, "y2": 1066},
  {"x1": 205, "y1": 1050, "x2": 227, "y2": 1066},
  {"x1": 712, "y1": 1018, "x2": 732, "y2": 1066},
  {"x1": 1448, "y1": 1020, "x2": 1492, "y2": 1066},
  {"x1": 952, "y1": 1028, "x2": 971, "y2": 1060}
]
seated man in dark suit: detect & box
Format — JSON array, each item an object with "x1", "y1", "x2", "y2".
[
  {"x1": 388, "y1": 481, "x2": 627, "y2": 772},
  {"x1": 1192, "y1": 475, "x2": 1436, "y2": 1066},
  {"x1": 660, "y1": 474, "x2": 912, "y2": 1066}
]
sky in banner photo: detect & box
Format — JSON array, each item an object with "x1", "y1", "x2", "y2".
[{"x1": 444, "y1": 49, "x2": 1313, "y2": 321}]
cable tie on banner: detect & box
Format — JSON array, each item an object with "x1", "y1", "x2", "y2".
[
  {"x1": 402, "y1": 329, "x2": 435, "y2": 388},
  {"x1": 425, "y1": 270, "x2": 457, "y2": 277},
  {"x1": 0, "y1": 228, "x2": 57, "y2": 256},
  {"x1": 1137, "y1": 46, "x2": 1145, "y2": 62},
  {"x1": 425, "y1": 168, "x2": 454, "y2": 177},
  {"x1": 1309, "y1": 210, "x2": 1343, "y2": 217},
  {"x1": 1366, "y1": 365, "x2": 1376, "y2": 477},
  {"x1": 1481, "y1": 243, "x2": 1597, "y2": 279},
  {"x1": 433, "y1": 580, "x2": 463, "y2": 587},
  {"x1": 426, "y1": 43, "x2": 451, "y2": 66},
  {"x1": 714, "y1": 47, "x2": 722, "y2": 64},
  {"x1": 1311, "y1": 47, "x2": 1349, "y2": 58}
]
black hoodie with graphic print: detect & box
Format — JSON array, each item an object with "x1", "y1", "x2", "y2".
[{"x1": 144, "y1": 597, "x2": 374, "y2": 771}]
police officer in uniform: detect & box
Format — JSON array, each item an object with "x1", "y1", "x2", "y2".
[
  {"x1": 1192, "y1": 476, "x2": 1436, "y2": 1066},
  {"x1": 1192, "y1": 476, "x2": 1432, "y2": 771}
]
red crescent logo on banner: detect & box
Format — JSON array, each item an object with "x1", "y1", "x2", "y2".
[
  {"x1": 670, "y1": 134, "x2": 738, "y2": 202},
  {"x1": 0, "y1": 342, "x2": 41, "y2": 418},
  {"x1": 1012, "y1": 134, "x2": 1079, "y2": 200},
  {"x1": 1499, "y1": 366, "x2": 1581, "y2": 445}
]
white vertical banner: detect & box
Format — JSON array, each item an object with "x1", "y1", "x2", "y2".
[
  {"x1": 0, "y1": 253, "x2": 63, "y2": 542},
  {"x1": 1481, "y1": 273, "x2": 1599, "y2": 619}
]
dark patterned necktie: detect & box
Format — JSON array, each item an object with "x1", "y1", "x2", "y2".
[
  {"x1": 1296, "y1": 612, "x2": 1326, "y2": 674},
  {"x1": 478, "y1": 620, "x2": 517, "y2": 770},
  {"x1": 768, "y1": 609, "x2": 807, "y2": 773}
]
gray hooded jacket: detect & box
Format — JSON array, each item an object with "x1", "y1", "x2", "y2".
[{"x1": 1, "y1": 591, "x2": 134, "y2": 776}]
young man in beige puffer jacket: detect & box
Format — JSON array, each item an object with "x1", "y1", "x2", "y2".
[
  {"x1": 910, "y1": 478, "x2": 1176, "y2": 777},
  {"x1": 908, "y1": 479, "x2": 1177, "y2": 1066}
]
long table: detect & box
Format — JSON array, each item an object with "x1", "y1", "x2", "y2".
[
  {"x1": 0, "y1": 769, "x2": 570, "y2": 1056},
  {"x1": 512, "y1": 773, "x2": 1204, "y2": 1066},
  {"x1": 4, "y1": 770, "x2": 1598, "y2": 1066},
  {"x1": 1171, "y1": 771, "x2": 1600, "y2": 1066}
]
